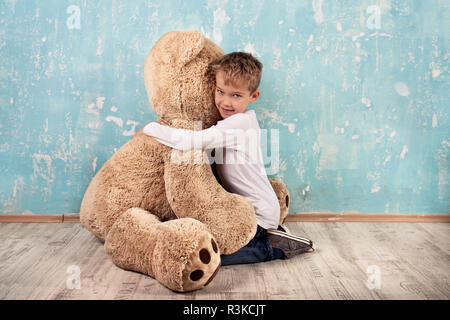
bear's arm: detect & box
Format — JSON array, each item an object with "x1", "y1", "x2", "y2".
[{"x1": 162, "y1": 154, "x2": 257, "y2": 254}]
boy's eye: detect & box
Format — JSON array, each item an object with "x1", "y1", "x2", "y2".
[{"x1": 233, "y1": 94, "x2": 241, "y2": 98}]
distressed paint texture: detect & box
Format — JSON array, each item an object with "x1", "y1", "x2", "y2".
[{"x1": 0, "y1": 0, "x2": 448, "y2": 215}]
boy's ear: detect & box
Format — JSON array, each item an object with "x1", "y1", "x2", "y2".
[{"x1": 250, "y1": 90, "x2": 260, "y2": 103}]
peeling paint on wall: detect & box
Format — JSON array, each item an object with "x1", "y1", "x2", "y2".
[{"x1": 0, "y1": 0, "x2": 448, "y2": 215}]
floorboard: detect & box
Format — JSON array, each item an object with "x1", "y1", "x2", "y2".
[{"x1": 0, "y1": 222, "x2": 448, "y2": 300}]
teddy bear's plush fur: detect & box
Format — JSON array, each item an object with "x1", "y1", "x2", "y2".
[
  {"x1": 269, "y1": 178, "x2": 290, "y2": 225},
  {"x1": 80, "y1": 30, "x2": 290, "y2": 292}
]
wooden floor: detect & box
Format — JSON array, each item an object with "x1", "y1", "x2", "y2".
[{"x1": 0, "y1": 222, "x2": 449, "y2": 300}]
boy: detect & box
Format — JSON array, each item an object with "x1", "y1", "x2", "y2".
[{"x1": 143, "y1": 52, "x2": 313, "y2": 265}]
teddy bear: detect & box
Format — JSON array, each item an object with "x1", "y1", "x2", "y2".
[{"x1": 80, "y1": 30, "x2": 290, "y2": 292}]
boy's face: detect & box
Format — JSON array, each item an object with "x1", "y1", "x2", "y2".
[{"x1": 214, "y1": 71, "x2": 260, "y2": 119}]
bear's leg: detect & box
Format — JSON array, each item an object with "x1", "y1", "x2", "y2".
[
  {"x1": 269, "y1": 178, "x2": 290, "y2": 225},
  {"x1": 80, "y1": 174, "x2": 105, "y2": 241},
  {"x1": 104, "y1": 207, "x2": 221, "y2": 292}
]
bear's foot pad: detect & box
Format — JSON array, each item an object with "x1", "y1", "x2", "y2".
[{"x1": 181, "y1": 237, "x2": 221, "y2": 292}]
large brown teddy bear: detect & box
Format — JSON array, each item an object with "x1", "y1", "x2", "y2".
[{"x1": 80, "y1": 30, "x2": 290, "y2": 292}]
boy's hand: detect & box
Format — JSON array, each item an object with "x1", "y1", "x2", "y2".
[{"x1": 157, "y1": 118, "x2": 171, "y2": 126}]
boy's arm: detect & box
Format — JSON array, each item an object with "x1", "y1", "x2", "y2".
[{"x1": 143, "y1": 114, "x2": 250, "y2": 151}]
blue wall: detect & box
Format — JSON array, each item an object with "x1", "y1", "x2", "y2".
[{"x1": 0, "y1": 0, "x2": 448, "y2": 215}]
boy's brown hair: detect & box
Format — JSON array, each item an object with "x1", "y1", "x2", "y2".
[{"x1": 207, "y1": 52, "x2": 263, "y2": 94}]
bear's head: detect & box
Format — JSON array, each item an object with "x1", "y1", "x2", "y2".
[{"x1": 144, "y1": 30, "x2": 224, "y2": 129}]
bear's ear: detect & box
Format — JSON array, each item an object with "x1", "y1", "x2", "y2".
[
  {"x1": 154, "y1": 30, "x2": 205, "y2": 68},
  {"x1": 176, "y1": 30, "x2": 205, "y2": 67}
]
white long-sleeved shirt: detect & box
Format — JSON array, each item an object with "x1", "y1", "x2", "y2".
[{"x1": 143, "y1": 109, "x2": 280, "y2": 230}]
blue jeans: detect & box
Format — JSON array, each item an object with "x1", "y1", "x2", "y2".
[{"x1": 220, "y1": 225, "x2": 284, "y2": 266}]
